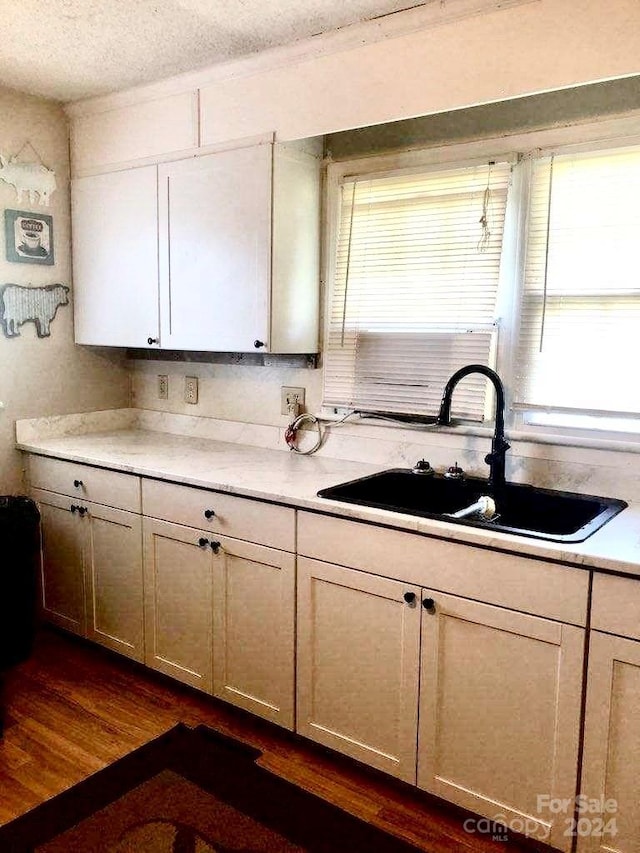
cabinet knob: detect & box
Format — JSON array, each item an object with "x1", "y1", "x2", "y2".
[
  {"x1": 422, "y1": 598, "x2": 436, "y2": 612},
  {"x1": 403, "y1": 592, "x2": 416, "y2": 604},
  {"x1": 78, "y1": 506, "x2": 87, "y2": 517},
  {"x1": 210, "y1": 541, "x2": 221, "y2": 554},
  {"x1": 73, "y1": 479, "x2": 83, "y2": 488},
  {"x1": 147, "y1": 337, "x2": 159, "y2": 345},
  {"x1": 70, "y1": 504, "x2": 77, "y2": 513},
  {"x1": 253, "y1": 340, "x2": 265, "y2": 349},
  {"x1": 204, "y1": 509, "x2": 216, "y2": 519},
  {"x1": 198, "y1": 537, "x2": 209, "y2": 548}
]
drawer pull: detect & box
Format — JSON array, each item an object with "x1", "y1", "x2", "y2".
[
  {"x1": 70, "y1": 504, "x2": 78, "y2": 513},
  {"x1": 210, "y1": 541, "x2": 221, "y2": 554},
  {"x1": 198, "y1": 537, "x2": 209, "y2": 548},
  {"x1": 78, "y1": 506, "x2": 87, "y2": 517},
  {"x1": 423, "y1": 597, "x2": 436, "y2": 612},
  {"x1": 73, "y1": 479, "x2": 83, "y2": 488},
  {"x1": 204, "y1": 509, "x2": 216, "y2": 519},
  {"x1": 403, "y1": 592, "x2": 416, "y2": 605}
]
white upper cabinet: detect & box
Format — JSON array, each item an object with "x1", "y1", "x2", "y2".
[
  {"x1": 72, "y1": 165, "x2": 160, "y2": 348},
  {"x1": 71, "y1": 141, "x2": 320, "y2": 353},
  {"x1": 158, "y1": 145, "x2": 271, "y2": 352}
]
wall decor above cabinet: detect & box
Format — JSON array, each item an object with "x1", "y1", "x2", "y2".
[
  {"x1": 0, "y1": 143, "x2": 57, "y2": 207},
  {"x1": 71, "y1": 140, "x2": 320, "y2": 353}
]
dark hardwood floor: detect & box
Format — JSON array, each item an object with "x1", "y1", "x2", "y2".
[{"x1": 0, "y1": 629, "x2": 541, "y2": 852}]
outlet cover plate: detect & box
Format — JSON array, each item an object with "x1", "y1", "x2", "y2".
[
  {"x1": 281, "y1": 386, "x2": 305, "y2": 415},
  {"x1": 184, "y1": 376, "x2": 199, "y2": 405}
]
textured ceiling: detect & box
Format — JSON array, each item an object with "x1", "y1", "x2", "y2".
[{"x1": 0, "y1": 0, "x2": 434, "y2": 102}]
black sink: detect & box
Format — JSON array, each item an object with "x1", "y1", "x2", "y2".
[{"x1": 317, "y1": 470, "x2": 627, "y2": 543}]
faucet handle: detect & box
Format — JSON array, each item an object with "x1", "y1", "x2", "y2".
[
  {"x1": 444, "y1": 462, "x2": 465, "y2": 480},
  {"x1": 412, "y1": 459, "x2": 434, "y2": 475}
]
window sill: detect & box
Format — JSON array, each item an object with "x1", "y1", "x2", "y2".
[{"x1": 321, "y1": 410, "x2": 640, "y2": 457}]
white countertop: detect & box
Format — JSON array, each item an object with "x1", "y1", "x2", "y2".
[{"x1": 16, "y1": 425, "x2": 640, "y2": 577}]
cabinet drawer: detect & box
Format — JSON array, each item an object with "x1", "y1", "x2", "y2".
[
  {"x1": 142, "y1": 479, "x2": 295, "y2": 551},
  {"x1": 28, "y1": 455, "x2": 141, "y2": 513},
  {"x1": 298, "y1": 511, "x2": 588, "y2": 625},
  {"x1": 592, "y1": 572, "x2": 640, "y2": 641}
]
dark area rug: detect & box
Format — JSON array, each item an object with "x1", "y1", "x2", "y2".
[{"x1": 0, "y1": 724, "x2": 421, "y2": 852}]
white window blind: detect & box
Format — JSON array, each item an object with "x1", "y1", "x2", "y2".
[
  {"x1": 515, "y1": 145, "x2": 640, "y2": 417},
  {"x1": 323, "y1": 161, "x2": 511, "y2": 420}
]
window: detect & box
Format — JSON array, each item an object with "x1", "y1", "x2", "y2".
[
  {"x1": 515, "y1": 145, "x2": 640, "y2": 422},
  {"x1": 324, "y1": 130, "x2": 640, "y2": 441},
  {"x1": 323, "y1": 161, "x2": 512, "y2": 421}
]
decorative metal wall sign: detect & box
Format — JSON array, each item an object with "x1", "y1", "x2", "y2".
[
  {"x1": 0, "y1": 283, "x2": 69, "y2": 338},
  {"x1": 4, "y1": 209, "x2": 54, "y2": 265},
  {"x1": 0, "y1": 150, "x2": 56, "y2": 206}
]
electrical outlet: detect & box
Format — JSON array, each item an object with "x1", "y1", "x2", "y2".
[
  {"x1": 158, "y1": 375, "x2": 169, "y2": 400},
  {"x1": 281, "y1": 386, "x2": 305, "y2": 416},
  {"x1": 184, "y1": 376, "x2": 199, "y2": 405}
]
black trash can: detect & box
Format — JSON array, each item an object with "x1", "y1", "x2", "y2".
[{"x1": 0, "y1": 496, "x2": 40, "y2": 670}]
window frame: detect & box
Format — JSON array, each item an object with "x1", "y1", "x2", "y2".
[{"x1": 322, "y1": 112, "x2": 640, "y2": 448}]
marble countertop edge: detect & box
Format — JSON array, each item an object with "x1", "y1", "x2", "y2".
[{"x1": 15, "y1": 429, "x2": 640, "y2": 580}]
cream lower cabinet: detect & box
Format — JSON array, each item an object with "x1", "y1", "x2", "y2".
[
  {"x1": 296, "y1": 510, "x2": 587, "y2": 851},
  {"x1": 143, "y1": 518, "x2": 295, "y2": 728},
  {"x1": 34, "y1": 488, "x2": 144, "y2": 661},
  {"x1": 37, "y1": 490, "x2": 87, "y2": 636},
  {"x1": 296, "y1": 557, "x2": 421, "y2": 783},
  {"x1": 418, "y1": 589, "x2": 585, "y2": 853},
  {"x1": 578, "y1": 573, "x2": 640, "y2": 853},
  {"x1": 143, "y1": 519, "x2": 215, "y2": 692},
  {"x1": 578, "y1": 632, "x2": 640, "y2": 853}
]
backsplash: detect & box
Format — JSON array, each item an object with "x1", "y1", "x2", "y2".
[{"x1": 109, "y1": 361, "x2": 640, "y2": 504}]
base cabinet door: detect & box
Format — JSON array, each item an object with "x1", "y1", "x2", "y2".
[
  {"x1": 37, "y1": 490, "x2": 86, "y2": 636},
  {"x1": 84, "y1": 502, "x2": 144, "y2": 662},
  {"x1": 212, "y1": 538, "x2": 295, "y2": 729},
  {"x1": 143, "y1": 519, "x2": 214, "y2": 692},
  {"x1": 296, "y1": 557, "x2": 421, "y2": 782},
  {"x1": 578, "y1": 631, "x2": 640, "y2": 853},
  {"x1": 418, "y1": 589, "x2": 584, "y2": 852}
]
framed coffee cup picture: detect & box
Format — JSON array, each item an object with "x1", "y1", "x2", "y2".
[{"x1": 4, "y1": 209, "x2": 54, "y2": 265}]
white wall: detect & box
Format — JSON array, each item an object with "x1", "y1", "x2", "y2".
[
  {"x1": 0, "y1": 87, "x2": 129, "y2": 493},
  {"x1": 130, "y1": 359, "x2": 322, "y2": 430}
]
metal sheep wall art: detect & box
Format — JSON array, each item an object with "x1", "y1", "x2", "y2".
[{"x1": 0, "y1": 283, "x2": 70, "y2": 338}]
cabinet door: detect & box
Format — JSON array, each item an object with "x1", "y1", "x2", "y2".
[
  {"x1": 84, "y1": 502, "x2": 144, "y2": 662},
  {"x1": 35, "y1": 490, "x2": 86, "y2": 636},
  {"x1": 212, "y1": 538, "x2": 295, "y2": 729},
  {"x1": 72, "y1": 165, "x2": 160, "y2": 348},
  {"x1": 143, "y1": 519, "x2": 213, "y2": 692},
  {"x1": 158, "y1": 144, "x2": 271, "y2": 352},
  {"x1": 297, "y1": 557, "x2": 420, "y2": 782},
  {"x1": 418, "y1": 590, "x2": 584, "y2": 852},
  {"x1": 578, "y1": 631, "x2": 640, "y2": 853}
]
